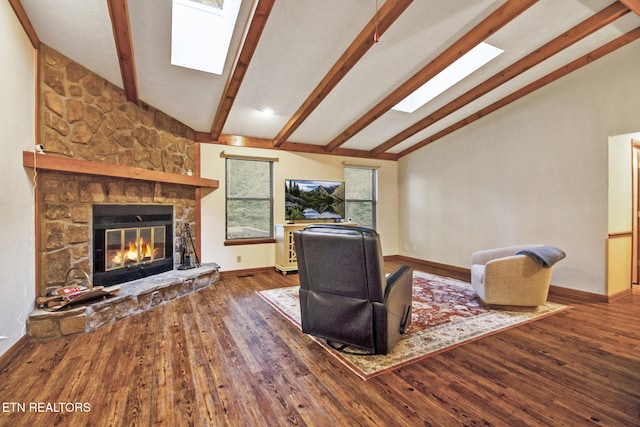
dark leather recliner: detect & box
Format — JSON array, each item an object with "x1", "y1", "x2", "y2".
[{"x1": 293, "y1": 224, "x2": 413, "y2": 355}]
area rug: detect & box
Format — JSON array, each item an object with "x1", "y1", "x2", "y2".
[{"x1": 257, "y1": 271, "x2": 571, "y2": 380}]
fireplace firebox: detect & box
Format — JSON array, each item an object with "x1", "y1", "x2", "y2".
[{"x1": 93, "y1": 205, "x2": 174, "y2": 287}]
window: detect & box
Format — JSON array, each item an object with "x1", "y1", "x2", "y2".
[
  {"x1": 226, "y1": 158, "x2": 273, "y2": 241},
  {"x1": 171, "y1": 0, "x2": 242, "y2": 75},
  {"x1": 392, "y1": 42, "x2": 503, "y2": 113},
  {"x1": 344, "y1": 167, "x2": 377, "y2": 229}
]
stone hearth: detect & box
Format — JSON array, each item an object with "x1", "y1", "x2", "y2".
[{"x1": 27, "y1": 263, "x2": 220, "y2": 340}]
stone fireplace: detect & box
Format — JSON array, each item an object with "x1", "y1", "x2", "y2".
[
  {"x1": 25, "y1": 45, "x2": 220, "y2": 339},
  {"x1": 33, "y1": 44, "x2": 210, "y2": 296},
  {"x1": 38, "y1": 171, "x2": 197, "y2": 297}
]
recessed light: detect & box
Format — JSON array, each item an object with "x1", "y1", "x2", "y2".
[{"x1": 393, "y1": 42, "x2": 504, "y2": 113}]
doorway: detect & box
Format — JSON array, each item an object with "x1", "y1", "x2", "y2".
[{"x1": 607, "y1": 133, "x2": 637, "y2": 297}]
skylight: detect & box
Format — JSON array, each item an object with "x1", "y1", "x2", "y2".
[
  {"x1": 392, "y1": 42, "x2": 503, "y2": 113},
  {"x1": 171, "y1": 0, "x2": 242, "y2": 75}
]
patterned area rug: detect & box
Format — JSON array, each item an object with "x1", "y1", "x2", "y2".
[{"x1": 257, "y1": 271, "x2": 571, "y2": 380}]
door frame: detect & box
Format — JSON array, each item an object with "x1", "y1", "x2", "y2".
[{"x1": 633, "y1": 139, "x2": 640, "y2": 284}]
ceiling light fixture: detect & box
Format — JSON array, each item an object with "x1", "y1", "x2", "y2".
[{"x1": 392, "y1": 42, "x2": 504, "y2": 113}]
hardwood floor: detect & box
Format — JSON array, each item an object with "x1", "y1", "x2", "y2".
[{"x1": 1, "y1": 260, "x2": 639, "y2": 426}]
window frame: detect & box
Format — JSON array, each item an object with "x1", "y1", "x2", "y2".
[
  {"x1": 344, "y1": 166, "x2": 378, "y2": 230},
  {"x1": 224, "y1": 157, "x2": 275, "y2": 245}
]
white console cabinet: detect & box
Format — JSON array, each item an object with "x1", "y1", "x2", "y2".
[{"x1": 274, "y1": 223, "x2": 357, "y2": 275}]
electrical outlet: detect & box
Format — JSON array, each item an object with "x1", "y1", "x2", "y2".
[{"x1": 236, "y1": 256, "x2": 242, "y2": 263}]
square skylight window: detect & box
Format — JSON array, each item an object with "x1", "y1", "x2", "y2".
[
  {"x1": 171, "y1": 0, "x2": 242, "y2": 75},
  {"x1": 392, "y1": 42, "x2": 503, "y2": 113}
]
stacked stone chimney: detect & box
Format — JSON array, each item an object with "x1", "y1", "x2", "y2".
[{"x1": 36, "y1": 45, "x2": 199, "y2": 297}]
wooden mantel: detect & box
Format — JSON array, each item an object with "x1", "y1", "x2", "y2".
[{"x1": 23, "y1": 151, "x2": 219, "y2": 189}]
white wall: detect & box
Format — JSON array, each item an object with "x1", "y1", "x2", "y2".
[
  {"x1": 199, "y1": 145, "x2": 398, "y2": 272},
  {"x1": 0, "y1": 2, "x2": 36, "y2": 355},
  {"x1": 398, "y1": 40, "x2": 640, "y2": 296}
]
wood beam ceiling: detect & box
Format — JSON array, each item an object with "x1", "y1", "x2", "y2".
[
  {"x1": 371, "y1": 1, "x2": 631, "y2": 157},
  {"x1": 322, "y1": 0, "x2": 540, "y2": 153},
  {"x1": 107, "y1": 0, "x2": 139, "y2": 104},
  {"x1": 271, "y1": 0, "x2": 413, "y2": 148},
  {"x1": 16, "y1": 0, "x2": 635, "y2": 162},
  {"x1": 200, "y1": 0, "x2": 635, "y2": 161},
  {"x1": 209, "y1": 0, "x2": 276, "y2": 140},
  {"x1": 398, "y1": 26, "x2": 640, "y2": 158}
]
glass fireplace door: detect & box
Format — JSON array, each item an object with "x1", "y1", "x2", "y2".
[{"x1": 105, "y1": 227, "x2": 166, "y2": 271}]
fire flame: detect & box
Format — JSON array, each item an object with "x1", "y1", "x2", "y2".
[{"x1": 112, "y1": 237, "x2": 159, "y2": 265}]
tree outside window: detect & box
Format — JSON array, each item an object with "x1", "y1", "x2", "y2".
[
  {"x1": 226, "y1": 158, "x2": 273, "y2": 240},
  {"x1": 344, "y1": 167, "x2": 377, "y2": 230}
]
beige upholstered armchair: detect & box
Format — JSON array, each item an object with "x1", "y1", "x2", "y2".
[{"x1": 471, "y1": 245, "x2": 564, "y2": 308}]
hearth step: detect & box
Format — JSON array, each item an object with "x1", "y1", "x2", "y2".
[{"x1": 27, "y1": 263, "x2": 220, "y2": 340}]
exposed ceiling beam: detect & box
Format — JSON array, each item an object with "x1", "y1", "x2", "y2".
[
  {"x1": 209, "y1": 0, "x2": 276, "y2": 140},
  {"x1": 323, "y1": 0, "x2": 539, "y2": 153},
  {"x1": 398, "y1": 26, "x2": 640, "y2": 158},
  {"x1": 9, "y1": 0, "x2": 39, "y2": 49},
  {"x1": 271, "y1": 0, "x2": 413, "y2": 148},
  {"x1": 107, "y1": 0, "x2": 138, "y2": 104},
  {"x1": 619, "y1": 0, "x2": 640, "y2": 16},
  {"x1": 371, "y1": 1, "x2": 631, "y2": 157},
  {"x1": 197, "y1": 134, "x2": 398, "y2": 161}
]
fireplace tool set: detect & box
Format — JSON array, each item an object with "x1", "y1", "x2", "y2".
[{"x1": 178, "y1": 223, "x2": 201, "y2": 270}]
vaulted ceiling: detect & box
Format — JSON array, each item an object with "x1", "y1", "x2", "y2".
[{"x1": 12, "y1": 0, "x2": 640, "y2": 160}]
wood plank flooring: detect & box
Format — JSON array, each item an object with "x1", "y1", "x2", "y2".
[{"x1": 1, "y1": 260, "x2": 639, "y2": 426}]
